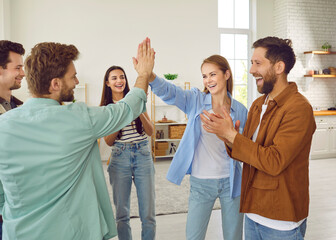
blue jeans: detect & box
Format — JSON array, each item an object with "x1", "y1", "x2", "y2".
[
  {"x1": 244, "y1": 215, "x2": 307, "y2": 240},
  {"x1": 108, "y1": 140, "x2": 156, "y2": 240},
  {"x1": 186, "y1": 176, "x2": 243, "y2": 240}
]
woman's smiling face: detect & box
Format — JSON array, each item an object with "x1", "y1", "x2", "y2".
[{"x1": 106, "y1": 69, "x2": 126, "y2": 95}]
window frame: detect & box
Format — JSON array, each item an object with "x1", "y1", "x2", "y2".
[{"x1": 218, "y1": 0, "x2": 255, "y2": 108}]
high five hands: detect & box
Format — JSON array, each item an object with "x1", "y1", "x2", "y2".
[
  {"x1": 132, "y1": 37, "x2": 155, "y2": 79},
  {"x1": 200, "y1": 107, "x2": 240, "y2": 148}
]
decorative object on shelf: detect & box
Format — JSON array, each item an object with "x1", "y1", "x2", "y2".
[
  {"x1": 169, "y1": 143, "x2": 177, "y2": 154},
  {"x1": 169, "y1": 125, "x2": 186, "y2": 139},
  {"x1": 303, "y1": 51, "x2": 336, "y2": 90},
  {"x1": 323, "y1": 68, "x2": 331, "y2": 74},
  {"x1": 156, "y1": 130, "x2": 161, "y2": 139},
  {"x1": 160, "y1": 130, "x2": 164, "y2": 139},
  {"x1": 163, "y1": 73, "x2": 178, "y2": 80},
  {"x1": 322, "y1": 42, "x2": 332, "y2": 52},
  {"x1": 329, "y1": 67, "x2": 336, "y2": 75},
  {"x1": 157, "y1": 119, "x2": 175, "y2": 123},
  {"x1": 155, "y1": 141, "x2": 168, "y2": 156}
]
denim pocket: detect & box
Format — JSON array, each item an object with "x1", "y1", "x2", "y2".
[
  {"x1": 111, "y1": 145, "x2": 123, "y2": 157},
  {"x1": 139, "y1": 145, "x2": 151, "y2": 156}
]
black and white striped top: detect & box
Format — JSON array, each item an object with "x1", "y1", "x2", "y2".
[{"x1": 115, "y1": 121, "x2": 147, "y2": 143}]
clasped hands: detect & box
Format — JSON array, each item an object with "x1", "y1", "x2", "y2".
[{"x1": 200, "y1": 108, "x2": 240, "y2": 148}]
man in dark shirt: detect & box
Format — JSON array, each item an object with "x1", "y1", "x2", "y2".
[
  {"x1": 0, "y1": 40, "x2": 25, "y2": 238},
  {"x1": 0, "y1": 40, "x2": 25, "y2": 115}
]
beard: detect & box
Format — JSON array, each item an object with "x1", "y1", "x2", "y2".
[
  {"x1": 9, "y1": 81, "x2": 21, "y2": 90},
  {"x1": 60, "y1": 85, "x2": 74, "y2": 102},
  {"x1": 257, "y1": 68, "x2": 277, "y2": 95}
]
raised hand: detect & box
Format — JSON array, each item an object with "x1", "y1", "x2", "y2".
[{"x1": 132, "y1": 38, "x2": 155, "y2": 78}]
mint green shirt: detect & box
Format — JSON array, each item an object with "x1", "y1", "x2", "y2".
[{"x1": 0, "y1": 88, "x2": 146, "y2": 240}]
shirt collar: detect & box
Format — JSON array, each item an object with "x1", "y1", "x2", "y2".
[
  {"x1": 273, "y1": 82, "x2": 298, "y2": 107},
  {"x1": 205, "y1": 91, "x2": 236, "y2": 112},
  {"x1": 255, "y1": 82, "x2": 298, "y2": 110},
  {"x1": 23, "y1": 98, "x2": 60, "y2": 106},
  {"x1": 11, "y1": 95, "x2": 23, "y2": 106},
  {"x1": 0, "y1": 95, "x2": 23, "y2": 105}
]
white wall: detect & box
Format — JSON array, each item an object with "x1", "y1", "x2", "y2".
[
  {"x1": 8, "y1": 0, "x2": 221, "y2": 106},
  {"x1": 0, "y1": 0, "x2": 11, "y2": 39},
  {"x1": 255, "y1": 0, "x2": 274, "y2": 39}
]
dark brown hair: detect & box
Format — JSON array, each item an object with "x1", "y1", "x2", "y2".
[
  {"x1": 25, "y1": 42, "x2": 79, "y2": 96},
  {"x1": 201, "y1": 54, "x2": 233, "y2": 95},
  {"x1": 0, "y1": 40, "x2": 25, "y2": 68},
  {"x1": 252, "y1": 36, "x2": 296, "y2": 74},
  {"x1": 100, "y1": 66, "x2": 143, "y2": 137}
]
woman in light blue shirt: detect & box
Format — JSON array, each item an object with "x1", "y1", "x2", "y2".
[
  {"x1": 100, "y1": 66, "x2": 156, "y2": 240},
  {"x1": 149, "y1": 55, "x2": 248, "y2": 240}
]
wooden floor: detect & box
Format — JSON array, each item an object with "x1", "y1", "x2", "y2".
[{"x1": 124, "y1": 158, "x2": 336, "y2": 240}]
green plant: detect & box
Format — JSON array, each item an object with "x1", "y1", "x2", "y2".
[
  {"x1": 322, "y1": 42, "x2": 331, "y2": 51},
  {"x1": 163, "y1": 73, "x2": 178, "y2": 80}
]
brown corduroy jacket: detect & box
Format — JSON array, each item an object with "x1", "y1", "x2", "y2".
[{"x1": 229, "y1": 82, "x2": 316, "y2": 222}]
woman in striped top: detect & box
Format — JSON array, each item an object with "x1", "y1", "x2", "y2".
[{"x1": 100, "y1": 66, "x2": 156, "y2": 240}]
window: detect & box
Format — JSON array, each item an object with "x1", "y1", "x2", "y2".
[{"x1": 218, "y1": 0, "x2": 251, "y2": 107}]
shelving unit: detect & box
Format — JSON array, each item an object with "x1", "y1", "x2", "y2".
[
  {"x1": 150, "y1": 82, "x2": 190, "y2": 161},
  {"x1": 303, "y1": 51, "x2": 336, "y2": 89}
]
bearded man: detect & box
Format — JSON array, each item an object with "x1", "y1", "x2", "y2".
[
  {"x1": 0, "y1": 39, "x2": 154, "y2": 240},
  {"x1": 200, "y1": 36, "x2": 316, "y2": 240}
]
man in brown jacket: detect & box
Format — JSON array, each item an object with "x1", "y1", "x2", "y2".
[{"x1": 200, "y1": 36, "x2": 316, "y2": 240}]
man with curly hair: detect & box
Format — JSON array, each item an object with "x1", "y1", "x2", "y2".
[{"x1": 0, "y1": 38, "x2": 154, "y2": 240}]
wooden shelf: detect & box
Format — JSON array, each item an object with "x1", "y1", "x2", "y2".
[
  {"x1": 154, "y1": 122, "x2": 186, "y2": 126},
  {"x1": 314, "y1": 110, "x2": 336, "y2": 116},
  {"x1": 304, "y1": 51, "x2": 336, "y2": 55},
  {"x1": 155, "y1": 138, "x2": 181, "y2": 142},
  {"x1": 304, "y1": 74, "x2": 336, "y2": 78},
  {"x1": 154, "y1": 155, "x2": 175, "y2": 158}
]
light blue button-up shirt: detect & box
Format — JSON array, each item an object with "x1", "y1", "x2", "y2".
[
  {"x1": 150, "y1": 76, "x2": 247, "y2": 198},
  {"x1": 0, "y1": 88, "x2": 146, "y2": 240}
]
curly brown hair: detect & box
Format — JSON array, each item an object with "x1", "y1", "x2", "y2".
[{"x1": 25, "y1": 42, "x2": 79, "y2": 96}]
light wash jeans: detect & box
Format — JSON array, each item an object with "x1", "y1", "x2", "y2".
[
  {"x1": 108, "y1": 140, "x2": 156, "y2": 240},
  {"x1": 186, "y1": 176, "x2": 243, "y2": 240},
  {"x1": 244, "y1": 215, "x2": 307, "y2": 240}
]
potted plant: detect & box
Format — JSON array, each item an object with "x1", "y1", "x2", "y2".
[
  {"x1": 163, "y1": 73, "x2": 178, "y2": 80},
  {"x1": 322, "y1": 42, "x2": 331, "y2": 52}
]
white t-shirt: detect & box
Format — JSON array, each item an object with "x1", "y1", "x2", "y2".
[
  {"x1": 191, "y1": 109, "x2": 230, "y2": 179},
  {"x1": 246, "y1": 98, "x2": 305, "y2": 231}
]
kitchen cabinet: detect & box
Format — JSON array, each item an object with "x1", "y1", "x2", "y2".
[
  {"x1": 310, "y1": 115, "x2": 336, "y2": 159},
  {"x1": 303, "y1": 51, "x2": 336, "y2": 89},
  {"x1": 150, "y1": 82, "x2": 190, "y2": 161}
]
